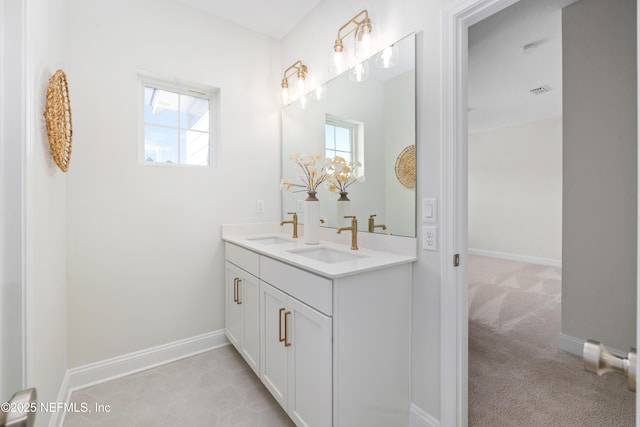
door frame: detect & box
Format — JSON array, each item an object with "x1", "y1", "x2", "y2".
[{"x1": 439, "y1": 0, "x2": 639, "y2": 425}]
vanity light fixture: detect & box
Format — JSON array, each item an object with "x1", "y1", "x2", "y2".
[
  {"x1": 281, "y1": 60, "x2": 308, "y2": 105},
  {"x1": 329, "y1": 9, "x2": 375, "y2": 76}
]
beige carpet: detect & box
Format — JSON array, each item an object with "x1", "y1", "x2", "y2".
[{"x1": 468, "y1": 255, "x2": 635, "y2": 427}]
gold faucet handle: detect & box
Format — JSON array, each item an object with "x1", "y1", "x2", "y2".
[
  {"x1": 369, "y1": 214, "x2": 376, "y2": 218},
  {"x1": 344, "y1": 215, "x2": 356, "y2": 219}
]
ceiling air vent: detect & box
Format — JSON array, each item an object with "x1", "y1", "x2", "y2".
[{"x1": 529, "y1": 86, "x2": 550, "y2": 95}]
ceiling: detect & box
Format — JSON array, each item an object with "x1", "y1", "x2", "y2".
[
  {"x1": 175, "y1": 0, "x2": 321, "y2": 40},
  {"x1": 468, "y1": 0, "x2": 579, "y2": 133}
]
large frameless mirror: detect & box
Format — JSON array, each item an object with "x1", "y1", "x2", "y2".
[{"x1": 281, "y1": 33, "x2": 416, "y2": 237}]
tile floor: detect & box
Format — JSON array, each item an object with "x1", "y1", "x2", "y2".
[{"x1": 63, "y1": 345, "x2": 295, "y2": 426}]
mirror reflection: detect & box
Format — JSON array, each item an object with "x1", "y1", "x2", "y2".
[{"x1": 281, "y1": 33, "x2": 416, "y2": 237}]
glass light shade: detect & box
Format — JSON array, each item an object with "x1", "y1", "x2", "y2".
[
  {"x1": 375, "y1": 44, "x2": 399, "y2": 69},
  {"x1": 311, "y1": 85, "x2": 327, "y2": 101},
  {"x1": 296, "y1": 76, "x2": 306, "y2": 99},
  {"x1": 329, "y1": 47, "x2": 347, "y2": 75},
  {"x1": 349, "y1": 60, "x2": 369, "y2": 83},
  {"x1": 281, "y1": 85, "x2": 290, "y2": 105},
  {"x1": 354, "y1": 20, "x2": 375, "y2": 59},
  {"x1": 296, "y1": 93, "x2": 309, "y2": 110}
]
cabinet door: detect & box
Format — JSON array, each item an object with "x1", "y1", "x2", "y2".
[
  {"x1": 260, "y1": 281, "x2": 289, "y2": 410},
  {"x1": 225, "y1": 262, "x2": 243, "y2": 349},
  {"x1": 239, "y1": 272, "x2": 260, "y2": 374},
  {"x1": 287, "y1": 297, "x2": 332, "y2": 427}
]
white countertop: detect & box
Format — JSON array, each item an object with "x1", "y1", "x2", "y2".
[{"x1": 223, "y1": 231, "x2": 416, "y2": 279}]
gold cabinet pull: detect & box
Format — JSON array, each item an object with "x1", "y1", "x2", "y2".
[
  {"x1": 279, "y1": 308, "x2": 286, "y2": 342},
  {"x1": 233, "y1": 278, "x2": 239, "y2": 303},
  {"x1": 236, "y1": 279, "x2": 242, "y2": 305},
  {"x1": 284, "y1": 311, "x2": 292, "y2": 347}
]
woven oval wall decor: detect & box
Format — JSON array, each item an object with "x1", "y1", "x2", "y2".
[
  {"x1": 44, "y1": 69, "x2": 73, "y2": 172},
  {"x1": 395, "y1": 144, "x2": 416, "y2": 189}
]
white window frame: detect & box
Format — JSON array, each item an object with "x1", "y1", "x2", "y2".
[
  {"x1": 138, "y1": 73, "x2": 219, "y2": 167},
  {"x1": 325, "y1": 114, "x2": 365, "y2": 176}
]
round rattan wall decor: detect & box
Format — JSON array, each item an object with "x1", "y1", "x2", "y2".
[
  {"x1": 395, "y1": 144, "x2": 416, "y2": 189},
  {"x1": 44, "y1": 69, "x2": 73, "y2": 172}
]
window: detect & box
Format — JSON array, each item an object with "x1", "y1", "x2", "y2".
[
  {"x1": 325, "y1": 115, "x2": 365, "y2": 176},
  {"x1": 325, "y1": 120, "x2": 355, "y2": 162},
  {"x1": 141, "y1": 76, "x2": 217, "y2": 166}
]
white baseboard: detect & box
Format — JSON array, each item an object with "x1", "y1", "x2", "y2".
[
  {"x1": 558, "y1": 333, "x2": 628, "y2": 359},
  {"x1": 410, "y1": 403, "x2": 440, "y2": 427},
  {"x1": 468, "y1": 248, "x2": 561, "y2": 268},
  {"x1": 51, "y1": 330, "x2": 229, "y2": 427}
]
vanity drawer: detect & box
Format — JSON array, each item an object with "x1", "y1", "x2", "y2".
[
  {"x1": 260, "y1": 256, "x2": 332, "y2": 316},
  {"x1": 225, "y1": 243, "x2": 260, "y2": 277}
]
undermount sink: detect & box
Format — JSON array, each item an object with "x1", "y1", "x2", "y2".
[
  {"x1": 286, "y1": 246, "x2": 366, "y2": 264},
  {"x1": 247, "y1": 236, "x2": 291, "y2": 245}
]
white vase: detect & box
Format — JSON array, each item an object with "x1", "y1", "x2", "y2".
[
  {"x1": 336, "y1": 192, "x2": 351, "y2": 228},
  {"x1": 304, "y1": 192, "x2": 320, "y2": 245}
]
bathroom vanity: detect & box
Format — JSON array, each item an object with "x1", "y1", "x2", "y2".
[{"x1": 222, "y1": 226, "x2": 415, "y2": 427}]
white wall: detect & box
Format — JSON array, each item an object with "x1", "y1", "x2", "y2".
[
  {"x1": 24, "y1": 0, "x2": 69, "y2": 425},
  {"x1": 282, "y1": 0, "x2": 448, "y2": 419},
  {"x1": 468, "y1": 117, "x2": 562, "y2": 263},
  {"x1": 66, "y1": 0, "x2": 281, "y2": 367}
]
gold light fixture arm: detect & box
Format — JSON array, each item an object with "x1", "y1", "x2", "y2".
[
  {"x1": 336, "y1": 9, "x2": 369, "y2": 42},
  {"x1": 282, "y1": 60, "x2": 308, "y2": 85}
]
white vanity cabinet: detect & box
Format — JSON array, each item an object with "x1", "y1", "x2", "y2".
[
  {"x1": 260, "y1": 280, "x2": 332, "y2": 426},
  {"x1": 224, "y1": 241, "x2": 412, "y2": 427},
  {"x1": 224, "y1": 244, "x2": 260, "y2": 375},
  {"x1": 260, "y1": 257, "x2": 333, "y2": 427}
]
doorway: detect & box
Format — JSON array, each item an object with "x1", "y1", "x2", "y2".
[
  {"x1": 441, "y1": 0, "x2": 638, "y2": 425},
  {"x1": 466, "y1": 1, "x2": 565, "y2": 424}
]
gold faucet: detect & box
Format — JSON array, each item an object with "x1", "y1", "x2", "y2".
[
  {"x1": 280, "y1": 212, "x2": 298, "y2": 238},
  {"x1": 337, "y1": 215, "x2": 358, "y2": 250},
  {"x1": 368, "y1": 214, "x2": 387, "y2": 233}
]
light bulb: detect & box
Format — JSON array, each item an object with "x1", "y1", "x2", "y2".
[
  {"x1": 311, "y1": 85, "x2": 327, "y2": 101},
  {"x1": 329, "y1": 49, "x2": 346, "y2": 75},
  {"x1": 349, "y1": 60, "x2": 369, "y2": 82},
  {"x1": 298, "y1": 93, "x2": 309, "y2": 109},
  {"x1": 355, "y1": 19, "x2": 375, "y2": 59},
  {"x1": 281, "y1": 86, "x2": 289, "y2": 105},
  {"x1": 375, "y1": 45, "x2": 399, "y2": 69},
  {"x1": 297, "y1": 77, "x2": 306, "y2": 99}
]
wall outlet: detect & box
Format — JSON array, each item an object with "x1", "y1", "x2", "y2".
[
  {"x1": 256, "y1": 199, "x2": 265, "y2": 214},
  {"x1": 422, "y1": 225, "x2": 438, "y2": 251}
]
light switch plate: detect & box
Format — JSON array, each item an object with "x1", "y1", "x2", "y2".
[{"x1": 422, "y1": 198, "x2": 437, "y2": 223}]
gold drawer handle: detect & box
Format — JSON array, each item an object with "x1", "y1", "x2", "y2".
[
  {"x1": 279, "y1": 308, "x2": 286, "y2": 342},
  {"x1": 236, "y1": 279, "x2": 242, "y2": 305},
  {"x1": 233, "y1": 278, "x2": 239, "y2": 303},
  {"x1": 284, "y1": 311, "x2": 292, "y2": 347}
]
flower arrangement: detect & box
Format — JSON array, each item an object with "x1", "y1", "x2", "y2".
[
  {"x1": 326, "y1": 156, "x2": 365, "y2": 195},
  {"x1": 281, "y1": 153, "x2": 331, "y2": 196}
]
